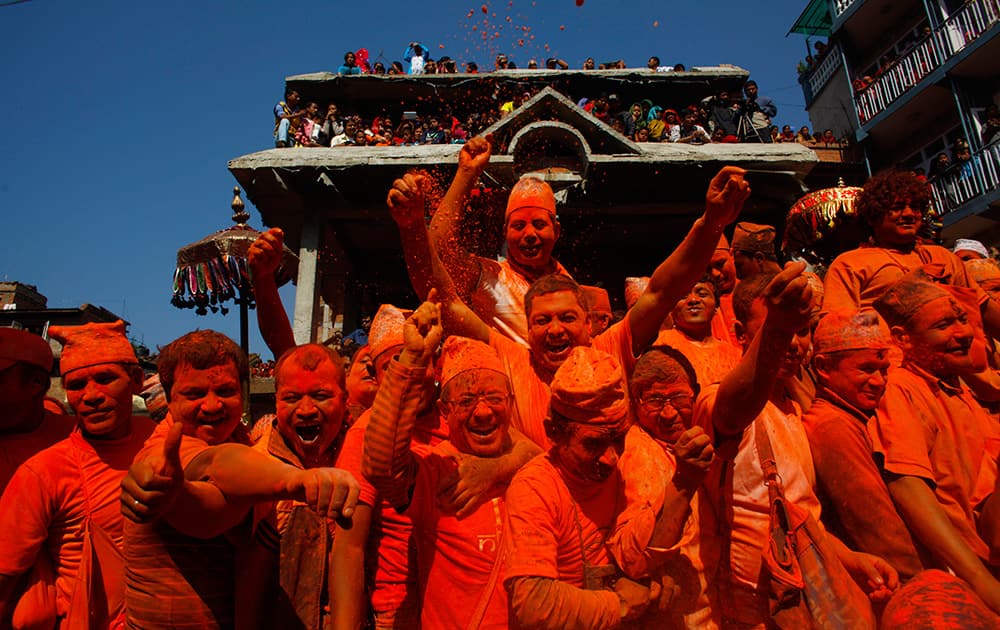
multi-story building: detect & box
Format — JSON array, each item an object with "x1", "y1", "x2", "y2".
[{"x1": 792, "y1": 0, "x2": 1000, "y2": 241}]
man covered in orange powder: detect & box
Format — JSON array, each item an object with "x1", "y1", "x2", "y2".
[
  {"x1": 362, "y1": 302, "x2": 525, "y2": 628},
  {"x1": 0, "y1": 321, "x2": 153, "y2": 629},
  {"x1": 655, "y1": 275, "x2": 742, "y2": 387},
  {"x1": 802, "y1": 309, "x2": 924, "y2": 580},
  {"x1": 239, "y1": 343, "x2": 353, "y2": 629},
  {"x1": 823, "y1": 169, "x2": 1000, "y2": 335},
  {"x1": 120, "y1": 330, "x2": 359, "y2": 629},
  {"x1": 870, "y1": 269, "x2": 1000, "y2": 613},
  {"x1": 730, "y1": 221, "x2": 782, "y2": 280},
  {"x1": 429, "y1": 136, "x2": 573, "y2": 347},
  {"x1": 707, "y1": 234, "x2": 740, "y2": 347},
  {"x1": 613, "y1": 346, "x2": 719, "y2": 627},
  {"x1": 696, "y1": 266, "x2": 897, "y2": 627},
  {"x1": 504, "y1": 347, "x2": 661, "y2": 629},
  {"x1": 389, "y1": 163, "x2": 751, "y2": 449},
  {"x1": 0, "y1": 328, "x2": 74, "y2": 493}
]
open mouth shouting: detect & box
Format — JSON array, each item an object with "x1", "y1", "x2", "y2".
[{"x1": 295, "y1": 423, "x2": 323, "y2": 444}]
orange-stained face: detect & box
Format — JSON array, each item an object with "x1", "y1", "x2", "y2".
[
  {"x1": 527, "y1": 290, "x2": 591, "y2": 373},
  {"x1": 554, "y1": 424, "x2": 627, "y2": 483},
  {"x1": 671, "y1": 282, "x2": 717, "y2": 338},
  {"x1": 345, "y1": 347, "x2": 377, "y2": 410},
  {"x1": 901, "y1": 296, "x2": 976, "y2": 377},
  {"x1": 633, "y1": 381, "x2": 695, "y2": 444},
  {"x1": 817, "y1": 348, "x2": 889, "y2": 413},
  {"x1": 738, "y1": 297, "x2": 812, "y2": 382},
  {"x1": 505, "y1": 207, "x2": 560, "y2": 270},
  {"x1": 63, "y1": 363, "x2": 139, "y2": 440},
  {"x1": 439, "y1": 369, "x2": 512, "y2": 457},
  {"x1": 870, "y1": 201, "x2": 923, "y2": 248},
  {"x1": 168, "y1": 362, "x2": 243, "y2": 444},
  {"x1": 955, "y1": 249, "x2": 986, "y2": 262},
  {"x1": 276, "y1": 358, "x2": 347, "y2": 464},
  {"x1": 708, "y1": 249, "x2": 737, "y2": 293}
]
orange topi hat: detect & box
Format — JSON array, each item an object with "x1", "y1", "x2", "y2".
[
  {"x1": 964, "y1": 258, "x2": 1000, "y2": 285},
  {"x1": 873, "y1": 267, "x2": 953, "y2": 327},
  {"x1": 0, "y1": 328, "x2": 53, "y2": 372},
  {"x1": 439, "y1": 336, "x2": 507, "y2": 388},
  {"x1": 581, "y1": 285, "x2": 611, "y2": 314},
  {"x1": 505, "y1": 177, "x2": 556, "y2": 220},
  {"x1": 732, "y1": 222, "x2": 776, "y2": 255},
  {"x1": 368, "y1": 304, "x2": 413, "y2": 361},
  {"x1": 549, "y1": 346, "x2": 629, "y2": 427},
  {"x1": 49, "y1": 320, "x2": 137, "y2": 376},
  {"x1": 813, "y1": 309, "x2": 890, "y2": 355},
  {"x1": 624, "y1": 277, "x2": 649, "y2": 310}
]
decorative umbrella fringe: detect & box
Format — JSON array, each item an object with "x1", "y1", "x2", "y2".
[{"x1": 171, "y1": 255, "x2": 257, "y2": 316}]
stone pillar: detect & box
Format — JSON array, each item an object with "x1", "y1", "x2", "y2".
[{"x1": 292, "y1": 210, "x2": 322, "y2": 344}]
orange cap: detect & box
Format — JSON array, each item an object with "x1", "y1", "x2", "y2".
[
  {"x1": 814, "y1": 309, "x2": 890, "y2": 355},
  {"x1": 49, "y1": 320, "x2": 137, "y2": 376},
  {"x1": 873, "y1": 267, "x2": 952, "y2": 326},
  {"x1": 549, "y1": 346, "x2": 629, "y2": 427},
  {"x1": 0, "y1": 328, "x2": 53, "y2": 372},
  {"x1": 581, "y1": 285, "x2": 611, "y2": 314},
  {"x1": 440, "y1": 336, "x2": 506, "y2": 388},
  {"x1": 732, "y1": 222, "x2": 776, "y2": 255},
  {"x1": 505, "y1": 177, "x2": 556, "y2": 220},
  {"x1": 368, "y1": 304, "x2": 413, "y2": 361}
]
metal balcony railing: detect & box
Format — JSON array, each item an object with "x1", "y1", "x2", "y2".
[
  {"x1": 929, "y1": 142, "x2": 1000, "y2": 217},
  {"x1": 855, "y1": 0, "x2": 1000, "y2": 124},
  {"x1": 802, "y1": 44, "x2": 843, "y2": 106}
]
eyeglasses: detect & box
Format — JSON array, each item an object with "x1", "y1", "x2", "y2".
[
  {"x1": 639, "y1": 393, "x2": 694, "y2": 412},
  {"x1": 443, "y1": 393, "x2": 510, "y2": 412}
]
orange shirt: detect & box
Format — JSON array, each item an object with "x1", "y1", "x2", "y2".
[
  {"x1": 503, "y1": 453, "x2": 622, "y2": 629},
  {"x1": 612, "y1": 425, "x2": 720, "y2": 629},
  {"x1": 871, "y1": 363, "x2": 1000, "y2": 565},
  {"x1": 695, "y1": 384, "x2": 822, "y2": 626},
  {"x1": 336, "y1": 407, "x2": 447, "y2": 621},
  {"x1": 0, "y1": 411, "x2": 75, "y2": 493},
  {"x1": 824, "y1": 243, "x2": 987, "y2": 313},
  {"x1": 0, "y1": 420, "x2": 153, "y2": 619},
  {"x1": 124, "y1": 416, "x2": 245, "y2": 629},
  {"x1": 802, "y1": 393, "x2": 924, "y2": 580},
  {"x1": 471, "y1": 257, "x2": 572, "y2": 347},
  {"x1": 407, "y1": 441, "x2": 508, "y2": 629},
  {"x1": 490, "y1": 319, "x2": 636, "y2": 450},
  {"x1": 655, "y1": 328, "x2": 742, "y2": 389}
]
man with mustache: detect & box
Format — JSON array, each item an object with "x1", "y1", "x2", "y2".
[
  {"x1": 0, "y1": 321, "x2": 153, "y2": 629},
  {"x1": 871, "y1": 269, "x2": 1000, "y2": 613},
  {"x1": 504, "y1": 346, "x2": 661, "y2": 629},
  {"x1": 803, "y1": 310, "x2": 924, "y2": 580}
]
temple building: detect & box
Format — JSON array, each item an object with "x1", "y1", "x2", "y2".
[{"x1": 229, "y1": 67, "x2": 821, "y2": 343}]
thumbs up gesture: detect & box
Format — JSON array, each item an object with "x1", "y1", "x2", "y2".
[{"x1": 121, "y1": 421, "x2": 185, "y2": 523}]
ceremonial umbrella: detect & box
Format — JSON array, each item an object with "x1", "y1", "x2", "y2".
[
  {"x1": 171, "y1": 187, "x2": 297, "y2": 357},
  {"x1": 782, "y1": 178, "x2": 865, "y2": 269}
]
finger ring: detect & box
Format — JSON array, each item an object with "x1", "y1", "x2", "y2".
[{"x1": 134, "y1": 499, "x2": 141, "y2": 507}]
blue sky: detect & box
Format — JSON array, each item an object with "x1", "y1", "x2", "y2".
[{"x1": 0, "y1": 0, "x2": 819, "y2": 358}]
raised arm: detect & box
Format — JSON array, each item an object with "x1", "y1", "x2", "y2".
[
  {"x1": 627, "y1": 166, "x2": 750, "y2": 352},
  {"x1": 362, "y1": 301, "x2": 442, "y2": 509},
  {"x1": 427, "y1": 137, "x2": 493, "y2": 298},
  {"x1": 249, "y1": 228, "x2": 296, "y2": 359},
  {"x1": 388, "y1": 173, "x2": 492, "y2": 343},
  {"x1": 712, "y1": 262, "x2": 813, "y2": 437}
]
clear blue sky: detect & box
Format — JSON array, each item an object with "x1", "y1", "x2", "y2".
[{"x1": 0, "y1": 0, "x2": 818, "y2": 359}]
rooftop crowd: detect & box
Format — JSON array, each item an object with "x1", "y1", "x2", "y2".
[
  {"x1": 274, "y1": 50, "x2": 848, "y2": 149},
  {"x1": 4, "y1": 132, "x2": 1000, "y2": 628}
]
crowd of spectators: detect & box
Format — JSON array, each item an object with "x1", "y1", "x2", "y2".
[{"x1": 273, "y1": 70, "x2": 844, "y2": 150}]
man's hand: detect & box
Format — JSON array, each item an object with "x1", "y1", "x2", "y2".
[
  {"x1": 615, "y1": 576, "x2": 660, "y2": 622},
  {"x1": 285, "y1": 467, "x2": 361, "y2": 523},
  {"x1": 763, "y1": 261, "x2": 814, "y2": 332},
  {"x1": 400, "y1": 292, "x2": 442, "y2": 367},
  {"x1": 673, "y1": 426, "x2": 715, "y2": 488},
  {"x1": 843, "y1": 551, "x2": 898, "y2": 604},
  {"x1": 387, "y1": 172, "x2": 427, "y2": 229},
  {"x1": 120, "y1": 421, "x2": 184, "y2": 523},
  {"x1": 437, "y1": 453, "x2": 501, "y2": 517},
  {"x1": 704, "y1": 166, "x2": 750, "y2": 228},
  {"x1": 248, "y1": 227, "x2": 284, "y2": 282},
  {"x1": 457, "y1": 136, "x2": 492, "y2": 176}
]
